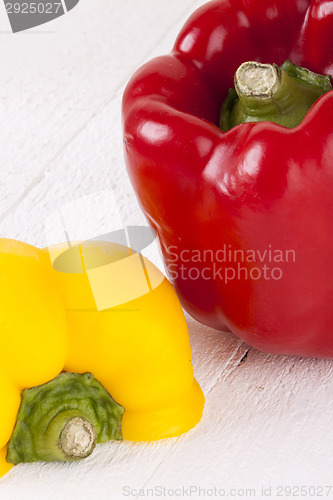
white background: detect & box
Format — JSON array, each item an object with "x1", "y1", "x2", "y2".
[{"x1": 0, "y1": 1, "x2": 332, "y2": 499}]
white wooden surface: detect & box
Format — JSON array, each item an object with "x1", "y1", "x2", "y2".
[{"x1": 0, "y1": 1, "x2": 332, "y2": 499}]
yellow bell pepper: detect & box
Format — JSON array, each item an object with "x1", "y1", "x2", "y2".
[{"x1": 0, "y1": 239, "x2": 204, "y2": 478}]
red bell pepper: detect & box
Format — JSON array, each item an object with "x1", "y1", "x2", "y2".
[{"x1": 122, "y1": 0, "x2": 333, "y2": 358}]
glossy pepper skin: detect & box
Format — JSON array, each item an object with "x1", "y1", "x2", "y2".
[
  {"x1": 122, "y1": 0, "x2": 333, "y2": 358},
  {"x1": 0, "y1": 239, "x2": 204, "y2": 478}
]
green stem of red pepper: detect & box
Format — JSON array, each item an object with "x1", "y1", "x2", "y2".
[{"x1": 220, "y1": 60, "x2": 332, "y2": 131}]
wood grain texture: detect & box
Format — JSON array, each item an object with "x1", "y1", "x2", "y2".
[{"x1": 0, "y1": 1, "x2": 332, "y2": 499}]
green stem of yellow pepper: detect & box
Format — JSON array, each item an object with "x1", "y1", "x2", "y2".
[
  {"x1": 6, "y1": 372, "x2": 124, "y2": 464},
  {"x1": 43, "y1": 411, "x2": 97, "y2": 460}
]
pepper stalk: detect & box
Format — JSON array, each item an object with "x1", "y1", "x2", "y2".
[
  {"x1": 6, "y1": 372, "x2": 124, "y2": 464},
  {"x1": 220, "y1": 60, "x2": 332, "y2": 131}
]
